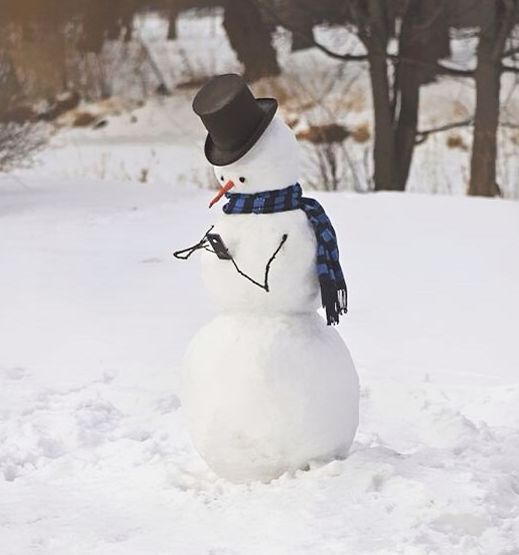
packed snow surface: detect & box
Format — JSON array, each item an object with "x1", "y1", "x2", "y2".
[{"x1": 2, "y1": 170, "x2": 519, "y2": 553}]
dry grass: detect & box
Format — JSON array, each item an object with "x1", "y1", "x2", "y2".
[
  {"x1": 72, "y1": 112, "x2": 98, "y2": 127},
  {"x1": 253, "y1": 76, "x2": 314, "y2": 111},
  {"x1": 284, "y1": 114, "x2": 300, "y2": 129},
  {"x1": 332, "y1": 87, "x2": 366, "y2": 113},
  {"x1": 350, "y1": 123, "x2": 371, "y2": 143},
  {"x1": 56, "y1": 97, "x2": 138, "y2": 128},
  {"x1": 297, "y1": 123, "x2": 349, "y2": 144},
  {"x1": 0, "y1": 123, "x2": 47, "y2": 172},
  {"x1": 446, "y1": 133, "x2": 468, "y2": 151},
  {"x1": 451, "y1": 99, "x2": 471, "y2": 118}
]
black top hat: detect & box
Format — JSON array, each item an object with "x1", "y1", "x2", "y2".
[{"x1": 192, "y1": 73, "x2": 278, "y2": 166}]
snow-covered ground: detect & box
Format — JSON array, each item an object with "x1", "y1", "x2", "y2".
[{"x1": 2, "y1": 158, "x2": 519, "y2": 553}]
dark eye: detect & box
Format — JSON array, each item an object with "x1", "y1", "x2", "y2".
[
  {"x1": 239, "y1": 177, "x2": 246, "y2": 183},
  {"x1": 220, "y1": 176, "x2": 224, "y2": 181}
]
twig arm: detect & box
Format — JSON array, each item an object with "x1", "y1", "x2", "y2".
[{"x1": 229, "y1": 234, "x2": 288, "y2": 292}]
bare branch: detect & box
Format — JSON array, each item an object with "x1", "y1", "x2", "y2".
[
  {"x1": 308, "y1": 42, "x2": 368, "y2": 62},
  {"x1": 390, "y1": 54, "x2": 475, "y2": 77},
  {"x1": 502, "y1": 64, "x2": 519, "y2": 73},
  {"x1": 415, "y1": 115, "x2": 519, "y2": 144},
  {"x1": 415, "y1": 119, "x2": 473, "y2": 144},
  {"x1": 434, "y1": 63, "x2": 475, "y2": 77}
]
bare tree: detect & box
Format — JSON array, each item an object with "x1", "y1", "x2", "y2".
[
  {"x1": 346, "y1": 0, "x2": 453, "y2": 191},
  {"x1": 394, "y1": 0, "x2": 450, "y2": 190},
  {"x1": 259, "y1": 0, "x2": 453, "y2": 192},
  {"x1": 469, "y1": 0, "x2": 519, "y2": 197},
  {"x1": 351, "y1": 0, "x2": 397, "y2": 191}
]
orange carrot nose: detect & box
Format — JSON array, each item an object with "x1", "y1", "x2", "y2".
[{"x1": 209, "y1": 180, "x2": 235, "y2": 208}]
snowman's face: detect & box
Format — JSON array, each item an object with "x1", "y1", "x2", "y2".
[{"x1": 212, "y1": 116, "x2": 300, "y2": 197}]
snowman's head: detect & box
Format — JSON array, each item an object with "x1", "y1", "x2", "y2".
[{"x1": 209, "y1": 116, "x2": 300, "y2": 207}]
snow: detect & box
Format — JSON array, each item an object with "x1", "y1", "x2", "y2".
[
  {"x1": 210, "y1": 117, "x2": 301, "y2": 195},
  {"x1": 202, "y1": 208, "x2": 319, "y2": 314},
  {"x1": 1, "y1": 12, "x2": 519, "y2": 548},
  {"x1": 183, "y1": 312, "x2": 359, "y2": 483},
  {"x1": 2, "y1": 162, "x2": 519, "y2": 552}
]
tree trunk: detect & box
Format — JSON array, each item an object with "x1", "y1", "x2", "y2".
[
  {"x1": 394, "y1": 0, "x2": 450, "y2": 191},
  {"x1": 291, "y1": 22, "x2": 315, "y2": 52},
  {"x1": 469, "y1": 59, "x2": 501, "y2": 196},
  {"x1": 223, "y1": 0, "x2": 280, "y2": 82},
  {"x1": 394, "y1": 71, "x2": 420, "y2": 191},
  {"x1": 369, "y1": 53, "x2": 396, "y2": 190},
  {"x1": 167, "y1": 5, "x2": 179, "y2": 40},
  {"x1": 289, "y1": 6, "x2": 315, "y2": 52},
  {"x1": 364, "y1": 0, "x2": 396, "y2": 191},
  {"x1": 468, "y1": 0, "x2": 516, "y2": 197}
]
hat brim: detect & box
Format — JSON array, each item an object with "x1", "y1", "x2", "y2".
[{"x1": 204, "y1": 97, "x2": 278, "y2": 166}]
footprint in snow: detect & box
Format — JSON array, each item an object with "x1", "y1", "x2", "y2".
[
  {"x1": 156, "y1": 394, "x2": 181, "y2": 414},
  {"x1": 3, "y1": 367, "x2": 27, "y2": 380}
]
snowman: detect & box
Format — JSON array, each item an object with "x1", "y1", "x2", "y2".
[{"x1": 178, "y1": 74, "x2": 359, "y2": 483}]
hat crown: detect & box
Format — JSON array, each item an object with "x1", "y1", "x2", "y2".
[
  {"x1": 192, "y1": 73, "x2": 278, "y2": 166},
  {"x1": 192, "y1": 74, "x2": 245, "y2": 116}
]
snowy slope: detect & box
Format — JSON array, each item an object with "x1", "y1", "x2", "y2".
[{"x1": 1, "y1": 171, "x2": 519, "y2": 554}]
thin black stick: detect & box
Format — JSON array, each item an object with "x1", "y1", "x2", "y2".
[
  {"x1": 173, "y1": 226, "x2": 214, "y2": 259},
  {"x1": 229, "y1": 234, "x2": 288, "y2": 292}
]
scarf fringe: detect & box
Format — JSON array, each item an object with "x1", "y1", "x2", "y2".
[{"x1": 321, "y1": 282, "x2": 348, "y2": 326}]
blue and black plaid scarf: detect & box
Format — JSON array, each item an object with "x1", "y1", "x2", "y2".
[{"x1": 222, "y1": 183, "x2": 347, "y2": 325}]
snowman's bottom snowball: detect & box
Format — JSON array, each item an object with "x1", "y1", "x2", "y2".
[{"x1": 182, "y1": 312, "x2": 359, "y2": 483}]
